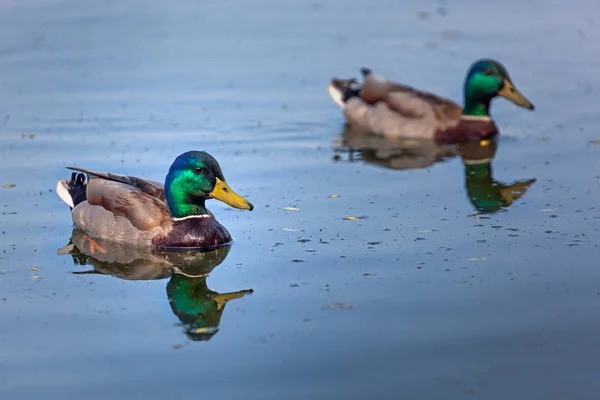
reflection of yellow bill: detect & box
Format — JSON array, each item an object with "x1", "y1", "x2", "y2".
[
  {"x1": 498, "y1": 80, "x2": 535, "y2": 110},
  {"x1": 210, "y1": 178, "x2": 254, "y2": 210}
]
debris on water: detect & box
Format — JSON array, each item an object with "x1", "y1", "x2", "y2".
[
  {"x1": 415, "y1": 237, "x2": 427, "y2": 241},
  {"x1": 291, "y1": 259, "x2": 304, "y2": 263},
  {"x1": 272, "y1": 242, "x2": 284, "y2": 247},
  {"x1": 328, "y1": 194, "x2": 340, "y2": 198},
  {"x1": 297, "y1": 238, "x2": 311, "y2": 243},
  {"x1": 283, "y1": 206, "x2": 301, "y2": 211},
  {"x1": 467, "y1": 257, "x2": 487, "y2": 261},
  {"x1": 332, "y1": 154, "x2": 341, "y2": 161},
  {"x1": 326, "y1": 302, "x2": 355, "y2": 310},
  {"x1": 541, "y1": 208, "x2": 557, "y2": 212},
  {"x1": 343, "y1": 215, "x2": 368, "y2": 220},
  {"x1": 171, "y1": 344, "x2": 184, "y2": 350},
  {"x1": 363, "y1": 273, "x2": 373, "y2": 276},
  {"x1": 32, "y1": 275, "x2": 40, "y2": 279},
  {"x1": 367, "y1": 241, "x2": 381, "y2": 245},
  {"x1": 417, "y1": 266, "x2": 423, "y2": 269},
  {"x1": 539, "y1": 136, "x2": 549, "y2": 142},
  {"x1": 590, "y1": 140, "x2": 600, "y2": 144},
  {"x1": 416, "y1": 229, "x2": 435, "y2": 233},
  {"x1": 442, "y1": 28, "x2": 455, "y2": 37},
  {"x1": 28, "y1": 267, "x2": 40, "y2": 271},
  {"x1": 548, "y1": 214, "x2": 558, "y2": 218},
  {"x1": 289, "y1": 284, "x2": 299, "y2": 287},
  {"x1": 282, "y1": 227, "x2": 299, "y2": 232},
  {"x1": 2, "y1": 184, "x2": 15, "y2": 188},
  {"x1": 21, "y1": 133, "x2": 35, "y2": 139},
  {"x1": 416, "y1": 10, "x2": 430, "y2": 19}
]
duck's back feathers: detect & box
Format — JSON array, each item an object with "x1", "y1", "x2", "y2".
[{"x1": 67, "y1": 167, "x2": 166, "y2": 201}]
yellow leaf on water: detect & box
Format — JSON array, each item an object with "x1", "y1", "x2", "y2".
[
  {"x1": 28, "y1": 267, "x2": 40, "y2": 271},
  {"x1": 343, "y1": 216, "x2": 359, "y2": 220},
  {"x1": 2, "y1": 184, "x2": 15, "y2": 188},
  {"x1": 32, "y1": 275, "x2": 40, "y2": 279},
  {"x1": 328, "y1": 194, "x2": 340, "y2": 199}
]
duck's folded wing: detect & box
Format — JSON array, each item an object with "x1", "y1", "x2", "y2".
[
  {"x1": 84, "y1": 178, "x2": 171, "y2": 231},
  {"x1": 360, "y1": 70, "x2": 462, "y2": 122},
  {"x1": 68, "y1": 167, "x2": 166, "y2": 202}
]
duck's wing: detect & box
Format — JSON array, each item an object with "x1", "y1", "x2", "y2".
[
  {"x1": 360, "y1": 68, "x2": 462, "y2": 122},
  {"x1": 67, "y1": 167, "x2": 166, "y2": 202},
  {"x1": 80, "y1": 176, "x2": 171, "y2": 232}
]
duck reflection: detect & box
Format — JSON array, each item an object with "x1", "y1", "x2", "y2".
[
  {"x1": 58, "y1": 229, "x2": 253, "y2": 341},
  {"x1": 458, "y1": 139, "x2": 536, "y2": 213},
  {"x1": 333, "y1": 126, "x2": 535, "y2": 213}
]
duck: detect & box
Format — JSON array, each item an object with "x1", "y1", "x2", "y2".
[
  {"x1": 56, "y1": 151, "x2": 254, "y2": 251},
  {"x1": 327, "y1": 59, "x2": 534, "y2": 142}
]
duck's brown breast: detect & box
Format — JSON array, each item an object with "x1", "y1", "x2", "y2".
[
  {"x1": 435, "y1": 118, "x2": 498, "y2": 143},
  {"x1": 152, "y1": 217, "x2": 232, "y2": 251}
]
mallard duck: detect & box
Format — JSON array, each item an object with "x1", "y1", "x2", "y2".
[
  {"x1": 56, "y1": 151, "x2": 253, "y2": 251},
  {"x1": 328, "y1": 59, "x2": 534, "y2": 142}
]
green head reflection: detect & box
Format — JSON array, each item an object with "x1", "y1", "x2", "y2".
[{"x1": 459, "y1": 139, "x2": 536, "y2": 213}]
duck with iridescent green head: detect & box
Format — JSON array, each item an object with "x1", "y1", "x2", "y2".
[
  {"x1": 327, "y1": 59, "x2": 534, "y2": 142},
  {"x1": 56, "y1": 151, "x2": 253, "y2": 251}
]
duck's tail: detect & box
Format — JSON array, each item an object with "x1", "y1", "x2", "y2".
[
  {"x1": 56, "y1": 172, "x2": 87, "y2": 209},
  {"x1": 327, "y1": 76, "x2": 362, "y2": 108}
]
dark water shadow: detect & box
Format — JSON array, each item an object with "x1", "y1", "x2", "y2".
[
  {"x1": 332, "y1": 125, "x2": 536, "y2": 213},
  {"x1": 57, "y1": 229, "x2": 253, "y2": 341}
]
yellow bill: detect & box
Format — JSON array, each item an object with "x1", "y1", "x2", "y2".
[
  {"x1": 210, "y1": 178, "x2": 254, "y2": 210},
  {"x1": 499, "y1": 80, "x2": 535, "y2": 110}
]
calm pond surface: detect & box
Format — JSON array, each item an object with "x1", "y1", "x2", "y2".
[{"x1": 1, "y1": 0, "x2": 600, "y2": 399}]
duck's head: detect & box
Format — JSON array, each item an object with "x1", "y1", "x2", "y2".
[
  {"x1": 463, "y1": 59, "x2": 534, "y2": 116},
  {"x1": 165, "y1": 151, "x2": 253, "y2": 218}
]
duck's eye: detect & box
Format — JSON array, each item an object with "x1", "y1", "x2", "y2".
[
  {"x1": 193, "y1": 166, "x2": 204, "y2": 174},
  {"x1": 483, "y1": 68, "x2": 494, "y2": 76}
]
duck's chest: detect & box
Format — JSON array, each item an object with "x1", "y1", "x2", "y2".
[
  {"x1": 153, "y1": 217, "x2": 232, "y2": 251},
  {"x1": 435, "y1": 117, "x2": 498, "y2": 142}
]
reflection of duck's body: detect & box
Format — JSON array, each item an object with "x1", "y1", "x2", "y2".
[
  {"x1": 332, "y1": 129, "x2": 536, "y2": 212},
  {"x1": 58, "y1": 229, "x2": 253, "y2": 340},
  {"x1": 56, "y1": 151, "x2": 253, "y2": 251},
  {"x1": 328, "y1": 60, "x2": 534, "y2": 141},
  {"x1": 459, "y1": 140, "x2": 536, "y2": 213},
  {"x1": 333, "y1": 125, "x2": 458, "y2": 170}
]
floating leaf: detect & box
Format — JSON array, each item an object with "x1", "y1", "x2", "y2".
[
  {"x1": 343, "y1": 216, "x2": 359, "y2": 220},
  {"x1": 2, "y1": 184, "x2": 15, "y2": 188},
  {"x1": 28, "y1": 267, "x2": 40, "y2": 271},
  {"x1": 282, "y1": 227, "x2": 299, "y2": 232},
  {"x1": 32, "y1": 275, "x2": 40, "y2": 279},
  {"x1": 283, "y1": 206, "x2": 301, "y2": 211},
  {"x1": 328, "y1": 194, "x2": 340, "y2": 199}
]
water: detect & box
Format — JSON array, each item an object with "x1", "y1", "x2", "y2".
[{"x1": 1, "y1": 0, "x2": 600, "y2": 398}]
